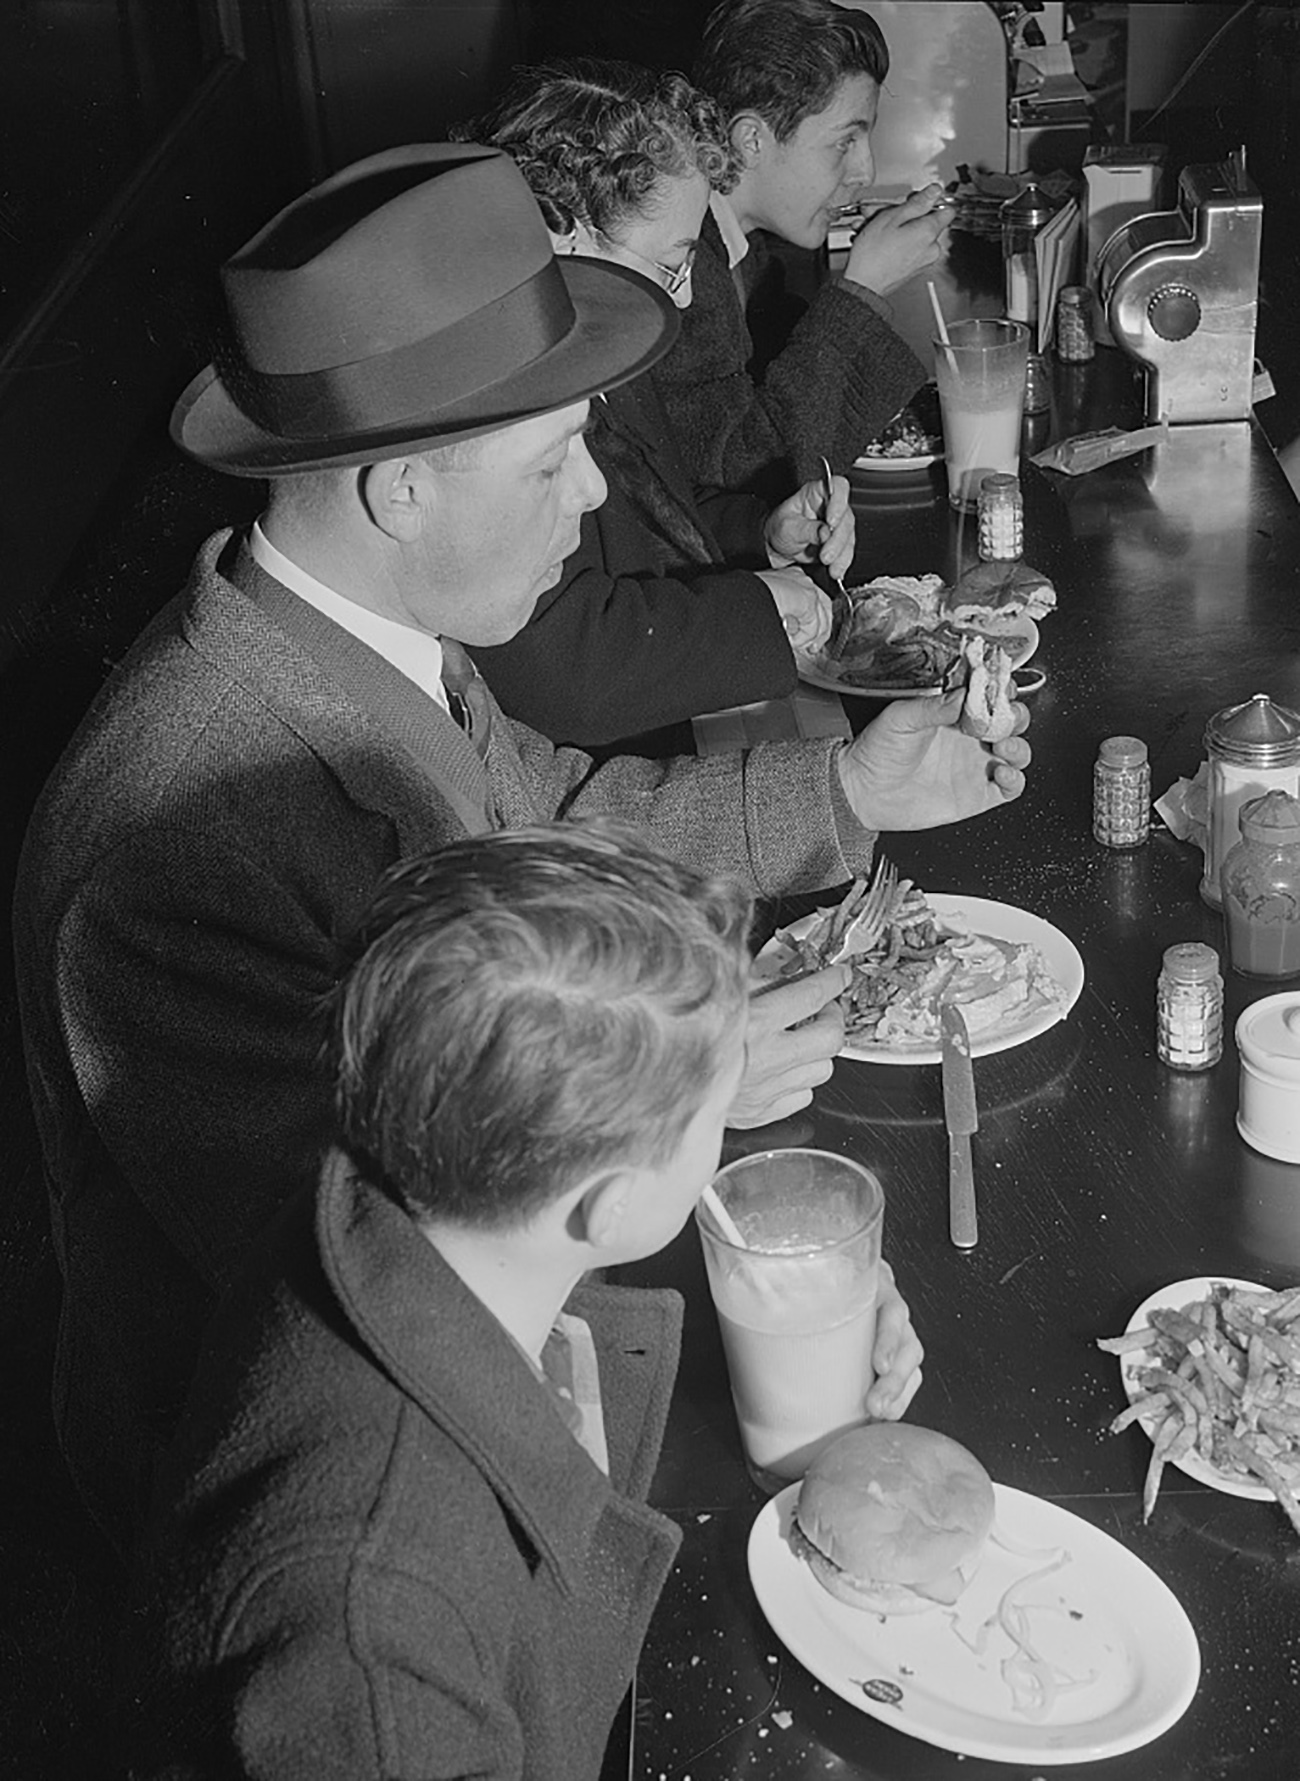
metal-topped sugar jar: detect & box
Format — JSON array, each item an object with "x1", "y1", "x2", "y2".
[
  {"x1": 1001, "y1": 182, "x2": 1054, "y2": 325},
  {"x1": 1200, "y1": 693, "x2": 1300, "y2": 909}
]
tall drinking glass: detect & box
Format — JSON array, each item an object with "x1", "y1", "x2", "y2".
[
  {"x1": 934, "y1": 317, "x2": 1029, "y2": 511},
  {"x1": 696, "y1": 1149, "x2": 884, "y2": 1493}
]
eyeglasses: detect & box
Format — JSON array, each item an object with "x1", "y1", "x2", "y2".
[{"x1": 597, "y1": 232, "x2": 696, "y2": 299}]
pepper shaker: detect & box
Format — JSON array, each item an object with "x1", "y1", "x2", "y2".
[
  {"x1": 1093, "y1": 736, "x2": 1150, "y2": 849},
  {"x1": 1156, "y1": 943, "x2": 1224, "y2": 1071}
]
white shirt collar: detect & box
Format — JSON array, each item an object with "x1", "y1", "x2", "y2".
[
  {"x1": 249, "y1": 521, "x2": 448, "y2": 712},
  {"x1": 710, "y1": 189, "x2": 750, "y2": 270}
]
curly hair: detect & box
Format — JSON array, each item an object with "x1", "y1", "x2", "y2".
[
  {"x1": 456, "y1": 58, "x2": 739, "y2": 239},
  {"x1": 696, "y1": 0, "x2": 889, "y2": 143},
  {"x1": 327, "y1": 821, "x2": 753, "y2": 1230}
]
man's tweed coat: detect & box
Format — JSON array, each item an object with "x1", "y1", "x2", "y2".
[{"x1": 13, "y1": 528, "x2": 874, "y2": 1546}]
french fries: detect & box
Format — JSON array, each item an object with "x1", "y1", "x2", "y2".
[{"x1": 1098, "y1": 1282, "x2": 1300, "y2": 1535}]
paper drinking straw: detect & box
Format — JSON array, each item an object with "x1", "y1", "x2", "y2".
[
  {"x1": 929, "y1": 283, "x2": 1010, "y2": 506},
  {"x1": 928, "y1": 280, "x2": 959, "y2": 377},
  {"x1": 701, "y1": 1183, "x2": 748, "y2": 1247}
]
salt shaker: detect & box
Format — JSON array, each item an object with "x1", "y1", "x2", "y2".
[
  {"x1": 977, "y1": 474, "x2": 1023, "y2": 561},
  {"x1": 1055, "y1": 286, "x2": 1095, "y2": 362},
  {"x1": 1156, "y1": 942, "x2": 1224, "y2": 1071},
  {"x1": 1201, "y1": 693, "x2": 1300, "y2": 907},
  {"x1": 1093, "y1": 735, "x2": 1150, "y2": 848}
]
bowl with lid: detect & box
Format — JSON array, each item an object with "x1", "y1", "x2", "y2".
[{"x1": 1236, "y1": 992, "x2": 1300, "y2": 1162}]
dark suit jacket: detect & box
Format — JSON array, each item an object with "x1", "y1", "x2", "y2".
[
  {"x1": 126, "y1": 1153, "x2": 683, "y2": 1781},
  {"x1": 474, "y1": 374, "x2": 797, "y2": 748},
  {"x1": 13, "y1": 529, "x2": 873, "y2": 1549}
]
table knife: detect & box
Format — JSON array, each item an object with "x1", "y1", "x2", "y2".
[{"x1": 940, "y1": 1002, "x2": 978, "y2": 1249}]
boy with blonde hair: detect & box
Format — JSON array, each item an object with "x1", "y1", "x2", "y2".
[{"x1": 126, "y1": 824, "x2": 904, "y2": 1777}]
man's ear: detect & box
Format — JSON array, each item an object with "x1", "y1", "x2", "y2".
[
  {"x1": 361, "y1": 456, "x2": 432, "y2": 544},
  {"x1": 730, "y1": 111, "x2": 768, "y2": 166}
]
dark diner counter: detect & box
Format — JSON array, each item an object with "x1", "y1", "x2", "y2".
[{"x1": 618, "y1": 350, "x2": 1300, "y2": 1780}]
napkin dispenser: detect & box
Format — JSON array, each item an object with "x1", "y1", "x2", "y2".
[{"x1": 1096, "y1": 157, "x2": 1262, "y2": 423}]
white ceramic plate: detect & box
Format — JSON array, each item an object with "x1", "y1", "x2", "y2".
[
  {"x1": 852, "y1": 449, "x2": 940, "y2": 473},
  {"x1": 749, "y1": 1482, "x2": 1200, "y2": 1766},
  {"x1": 755, "y1": 893, "x2": 1084, "y2": 1065},
  {"x1": 798, "y1": 617, "x2": 1038, "y2": 701},
  {"x1": 1119, "y1": 1276, "x2": 1273, "y2": 1501}
]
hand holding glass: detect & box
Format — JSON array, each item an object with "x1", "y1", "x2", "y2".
[{"x1": 696, "y1": 1149, "x2": 884, "y2": 1492}]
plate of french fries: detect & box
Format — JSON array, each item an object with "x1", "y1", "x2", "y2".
[{"x1": 1098, "y1": 1276, "x2": 1300, "y2": 1532}]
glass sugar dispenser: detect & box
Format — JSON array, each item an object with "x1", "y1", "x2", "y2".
[
  {"x1": 1201, "y1": 694, "x2": 1300, "y2": 908},
  {"x1": 1001, "y1": 182, "x2": 1053, "y2": 329},
  {"x1": 1220, "y1": 790, "x2": 1300, "y2": 978},
  {"x1": 1156, "y1": 942, "x2": 1224, "y2": 1071}
]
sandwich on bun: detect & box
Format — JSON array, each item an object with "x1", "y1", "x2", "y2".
[
  {"x1": 959, "y1": 634, "x2": 1017, "y2": 742},
  {"x1": 814, "y1": 560, "x2": 1054, "y2": 695},
  {"x1": 792, "y1": 1424, "x2": 995, "y2": 1616},
  {"x1": 942, "y1": 560, "x2": 1056, "y2": 637}
]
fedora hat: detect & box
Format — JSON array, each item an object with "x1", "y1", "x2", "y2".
[{"x1": 171, "y1": 143, "x2": 678, "y2": 475}]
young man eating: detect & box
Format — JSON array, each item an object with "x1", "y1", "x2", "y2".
[{"x1": 654, "y1": 0, "x2": 952, "y2": 497}]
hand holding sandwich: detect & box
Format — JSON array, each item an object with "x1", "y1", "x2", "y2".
[{"x1": 837, "y1": 688, "x2": 1031, "y2": 832}]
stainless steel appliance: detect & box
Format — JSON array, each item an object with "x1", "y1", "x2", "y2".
[{"x1": 1097, "y1": 155, "x2": 1262, "y2": 423}]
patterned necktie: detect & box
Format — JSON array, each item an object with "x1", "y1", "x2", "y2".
[{"x1": 440, "y1": 638, "x2": 492, "y2": 759}]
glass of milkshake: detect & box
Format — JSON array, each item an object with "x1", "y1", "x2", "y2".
[
  {"x1": 696, "y1": 1149, "x2": 884, "y2": 1493},
  {"x1": 933, "y1": 317, "x2": 1029, "y2": 511}
]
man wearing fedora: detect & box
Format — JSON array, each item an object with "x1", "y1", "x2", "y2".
[{"x1": 14, "y1": 143, "x2": 1028, "y2": 1557}]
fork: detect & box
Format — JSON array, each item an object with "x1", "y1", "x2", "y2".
[
  {"x1": 828, "y1": 857, "x2": 900, "y2": 963},
  {"x1": 755, "y1": 857, "x2": 900, "y2": 998},
  {"x1": 818, "y1": 455, "x2": 850, "y2": 605}
]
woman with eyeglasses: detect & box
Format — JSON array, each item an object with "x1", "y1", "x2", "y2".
[{"x1": 455, "y1": 60, "x2": 853, "y2": 754}]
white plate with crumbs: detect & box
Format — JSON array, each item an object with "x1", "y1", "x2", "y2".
[
  {"x1": 852, "y1": 449, "x2": 940, "y2": 473},
  {"x1": 749, "y1": 1482, "x2": 1200, "y2": 1764},
  {"x1": 1119, "y1": 1276, "x2": 1274, "y2": 1501}
]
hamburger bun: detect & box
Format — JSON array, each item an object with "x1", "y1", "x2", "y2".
[
  {"x1": 793, "y1": 1424, "x2": 995, "y2": 1616},
  {"x1": 942, "y1": 560, "x2": 1056, "y2": 631}
]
